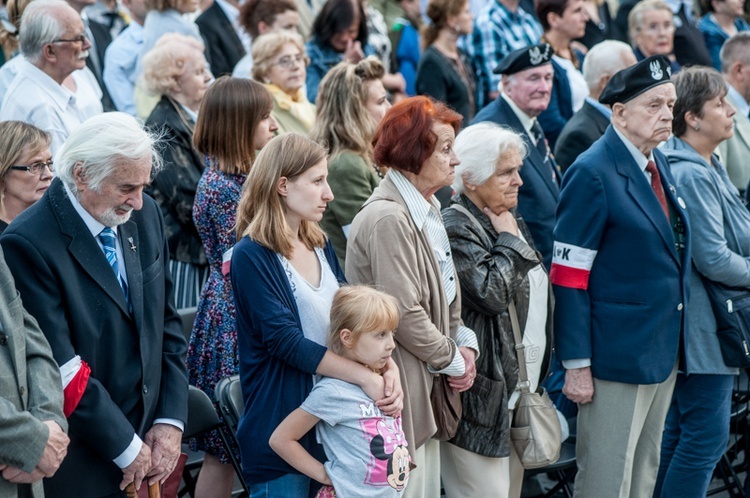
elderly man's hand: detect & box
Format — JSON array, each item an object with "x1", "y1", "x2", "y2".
[
  {"x1": 36, "y1": 421, "x2": 69, "y2": 477},
  {"x1": 144, "y1": 424, "x2": 182, "y2": 485},
  {"x1": 119, "y1": 443, "x2": 151, "y2": 491},
  {"x1": 2, "y1": 466, "x2": 45, "y2": 484},
  {"x1": 563, "y1": 367, "x2": 595, "y2": 404}
]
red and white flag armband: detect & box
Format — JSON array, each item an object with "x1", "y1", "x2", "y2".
[
  {"x1": 60, "y1": 355, "x2": 91, "y2": 417},
  {"x1": 549, "y1": 242, "x2": 597, "y2": 290}
]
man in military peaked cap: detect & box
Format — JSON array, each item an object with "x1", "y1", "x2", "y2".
[
  {"x1": 471, "y1": 43, "x2": 561, "y2": 269},
  {"x1": 549, "y1": 54, "x2": 690, "y2": 497}
]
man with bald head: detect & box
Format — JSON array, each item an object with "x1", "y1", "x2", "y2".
[
  {"x1": 0, "y1": 0, "x2": 102, "y2": 155},
  {"x1": 550, "y1": 55, "x2": 690, "y2": 497}
]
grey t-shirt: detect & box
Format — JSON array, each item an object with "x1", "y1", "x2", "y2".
[{"x1": 302, "y1": 378, "x2": 413, "y2": 497}]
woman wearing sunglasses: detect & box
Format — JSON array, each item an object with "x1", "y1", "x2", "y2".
[{"x1": 0, "y1": 121, "x2": 53, "y2": 234}]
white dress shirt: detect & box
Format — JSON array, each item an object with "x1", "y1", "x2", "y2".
[{"x1": 0, "y1": 59, "x2": 102, "y2": 155}]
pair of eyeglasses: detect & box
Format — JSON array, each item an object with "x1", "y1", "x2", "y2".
[
  {"x1": 273, "y1": 54, "x2": 309, "y2": 69},
  {"x1": 51, "y1": 34, "x2": 88, "y2": 45},
  {"x1": 10, "y1": 159, "x2": 54, "y2": 175}
]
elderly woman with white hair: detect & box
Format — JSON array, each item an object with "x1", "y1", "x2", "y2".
[
  {"x1": 441, "y1": 122, "x2": 553, "y2": 498},
  {"x1": 141, "y1": 32, "x2": 211, "y2": 308}
]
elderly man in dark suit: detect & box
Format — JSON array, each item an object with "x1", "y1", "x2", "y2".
[
  {"x1": 472, "y1": 43, "x2": 560, "y2": 269},
  {"x1": 0, "y1": 247, "x2": 69, "y2": 498},
  {"x1": 0, "y1": 112, "x2": 189, "y2": 498},
  {"x1": 554, "y1": 40, "x2": 637, "y2": 172},
  {"x1": 550, "y1": 55, "x2": 690, "y2": 497}
]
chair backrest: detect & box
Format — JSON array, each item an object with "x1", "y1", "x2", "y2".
[
  {"x1": 178, "y1": 307, "x2": 197, "y2": 344},
  {"x1": 216, "y1": 375, "x2": 243, "y2": 431},
  {"x1": 184, "y1": 385, "x2": 222, "y2": 440}
]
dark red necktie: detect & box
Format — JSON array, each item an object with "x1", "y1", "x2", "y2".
[{"x1": 646, "y1": 160, "x2": 669, "y2": 219}]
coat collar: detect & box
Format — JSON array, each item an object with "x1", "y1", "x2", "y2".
[
  {"x1": 494, "y1": 97, "x2": 560, "y2": 194},
  {"x1": 48, "y1": 179, "x2": 136, "y2": 320},
  {"x1": 605, "y1": 126, "x2": 686, "y2": 264}
]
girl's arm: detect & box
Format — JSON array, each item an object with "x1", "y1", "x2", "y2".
[
  {"x1": 317, "y1": 352, "x2": 403, "y2": 417},
  {"x1": 269, "y1": 409, "x2": 332, "y2": 486}
]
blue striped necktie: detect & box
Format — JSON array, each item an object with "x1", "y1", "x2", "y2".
[{"x1": 98, "y1": 227, "x2": 128, "y2": 299}]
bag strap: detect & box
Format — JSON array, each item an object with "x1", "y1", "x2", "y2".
[
  {"x1": 509, "y1": 301, "x2": 531, "y2": 393},
  {"x1": 448, "y1": 203, "x2": 486, "y2": 238},
  {"x1": 450, "y1": 202, "x2": 532, "y2": 393}
]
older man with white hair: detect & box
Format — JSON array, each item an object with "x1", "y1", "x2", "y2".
[
  {"x1": 0, "y1": 112, "x2": 188, "y2": 498},
  {"x1": 0, "y1": 0, "x2": 102, "y2": 155},
  {"x1": 554, "y1": 40, "x2": 637, "y2": 172}
]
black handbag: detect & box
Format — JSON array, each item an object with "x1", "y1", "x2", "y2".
[{"x1": 701, "y1": 277, "x2": 750, "y2": 368}]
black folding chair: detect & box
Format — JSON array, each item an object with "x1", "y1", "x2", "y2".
[
  {"x1": 215, "y1": 376, "x2": 249, "y2": 496},
  {"x1": 179, "y1": 385, "x2": 248, "y2": 497}
]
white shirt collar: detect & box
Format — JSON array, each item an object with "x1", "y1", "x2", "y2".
[
  {"x1": 501, "y1": 92, "x2": 536, "y2": 139},
  {"x1": 727, "y1": 83, "x2": 750, "y2": 119},
  {"x1": 389, "y1": 169, "x2": 441, "y2": 231},
  {"x1": 19, "y1": 58, "x2": 76, "y2": 111},
  {"x1": 63, "y1": 181, "x2": 115, "y2": 237},
  {"x1": 613, "y1": 125, "x2": 655, "y2": 173}
]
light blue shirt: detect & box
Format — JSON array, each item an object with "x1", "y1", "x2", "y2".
[
  {"x1": 728, "y1": 83, "x2": 750, "y2": 119},
  {"x1": 585, "y1": 96, "x2": 612, "y2": 119},
  {"x1": 104, "y1": 21, "x2": 144, "y2": 115}
]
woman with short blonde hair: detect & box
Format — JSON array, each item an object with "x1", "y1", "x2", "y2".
[
  {"x1": 142, "y1": 32, "x2": 211, "y2": 308},
  {"x1": 628, "y1": 0, "x2": 681, "y2": 72},
  {"x1": 251, "y1": 31, "x2": 316, "y2": 135},
  {"x1": 0, "y1": 121, "x2": 52, "y2": 233}
]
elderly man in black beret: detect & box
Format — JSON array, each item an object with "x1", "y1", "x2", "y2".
[
  {"x1": 549, "y1": 54, "x2": 690, "y2": 497},
  {"x1": 472, "y1": 43, "x2": 561, "y2": 269}
]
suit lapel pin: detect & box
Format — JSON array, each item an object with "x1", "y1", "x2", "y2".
[{"x1": 128, "y1": 237, "x2": 136, "y2": 251}]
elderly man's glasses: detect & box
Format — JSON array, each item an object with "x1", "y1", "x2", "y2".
[
  {"x1": 10, "y1": 159, "x2": 54, "y2": 175},
  {"x1": 273, "y1": 54, "x2": 309, "y2": 69},
  {"x1": 51, "y1": 34, "x2": 88, "y2": 44}
]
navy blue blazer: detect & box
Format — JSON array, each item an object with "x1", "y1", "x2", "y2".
[
  {"x1": 472, "y1": 97, "x2": 560, "y2": 269},
  {"x1": 550, "y1": 126, "x2": 691, "y2": 385},
  {"x1": 0, "y1": 179, "x2": 188, "y2": 497}
]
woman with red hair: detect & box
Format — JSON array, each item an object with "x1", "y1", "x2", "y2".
[{"x1": 346, "y1": 96, "x2": 479, "y2": 498}]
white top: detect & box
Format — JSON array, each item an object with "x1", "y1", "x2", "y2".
[
  {"x1": 553, "y1": 55, "x2": 589, "y2": 113},
  {"x1": 508, "y1": 233, "x2": 549, "y2": 408},
  {"x1": 278, "y1": 246, "x2": 339, "y2": 349},
  {"x1": 0, "y1": 59, "x2": 103, "y2": 155},
  {"x1": 232, "y1": 52, "x2": 254, "y2": 79}
]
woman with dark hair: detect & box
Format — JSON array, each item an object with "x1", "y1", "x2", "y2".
[
  {"x1": 346, "y1": 96, "x2": 478, "y2": 498},
  {"x1": 655, "y1": 66, "x2": 750, "y2": 497},
  {"x1": 535, "y1": 0, "x2": 589, "y2": 149},
  {"x1": 312, "y1": 56, "x2": 390, "y2": 267},
  {"x1": 187, "y1": 76, "x2": 278, "y2": 498},
  {"x1": 0, "y1": 121, "x2": 52, "y2": 234},
  {"x1": 698, "y1": 0, "x2": 750, "y2": 70},
  {"x1": 416, "y1": 0, "x2": 475, "y2": 125},
  {"x1": 305, "y1": 0, "x2": 374, "y2": 103},
  {"x1": 231, "y1": 132, "x2": 403, "y2": 496}
]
